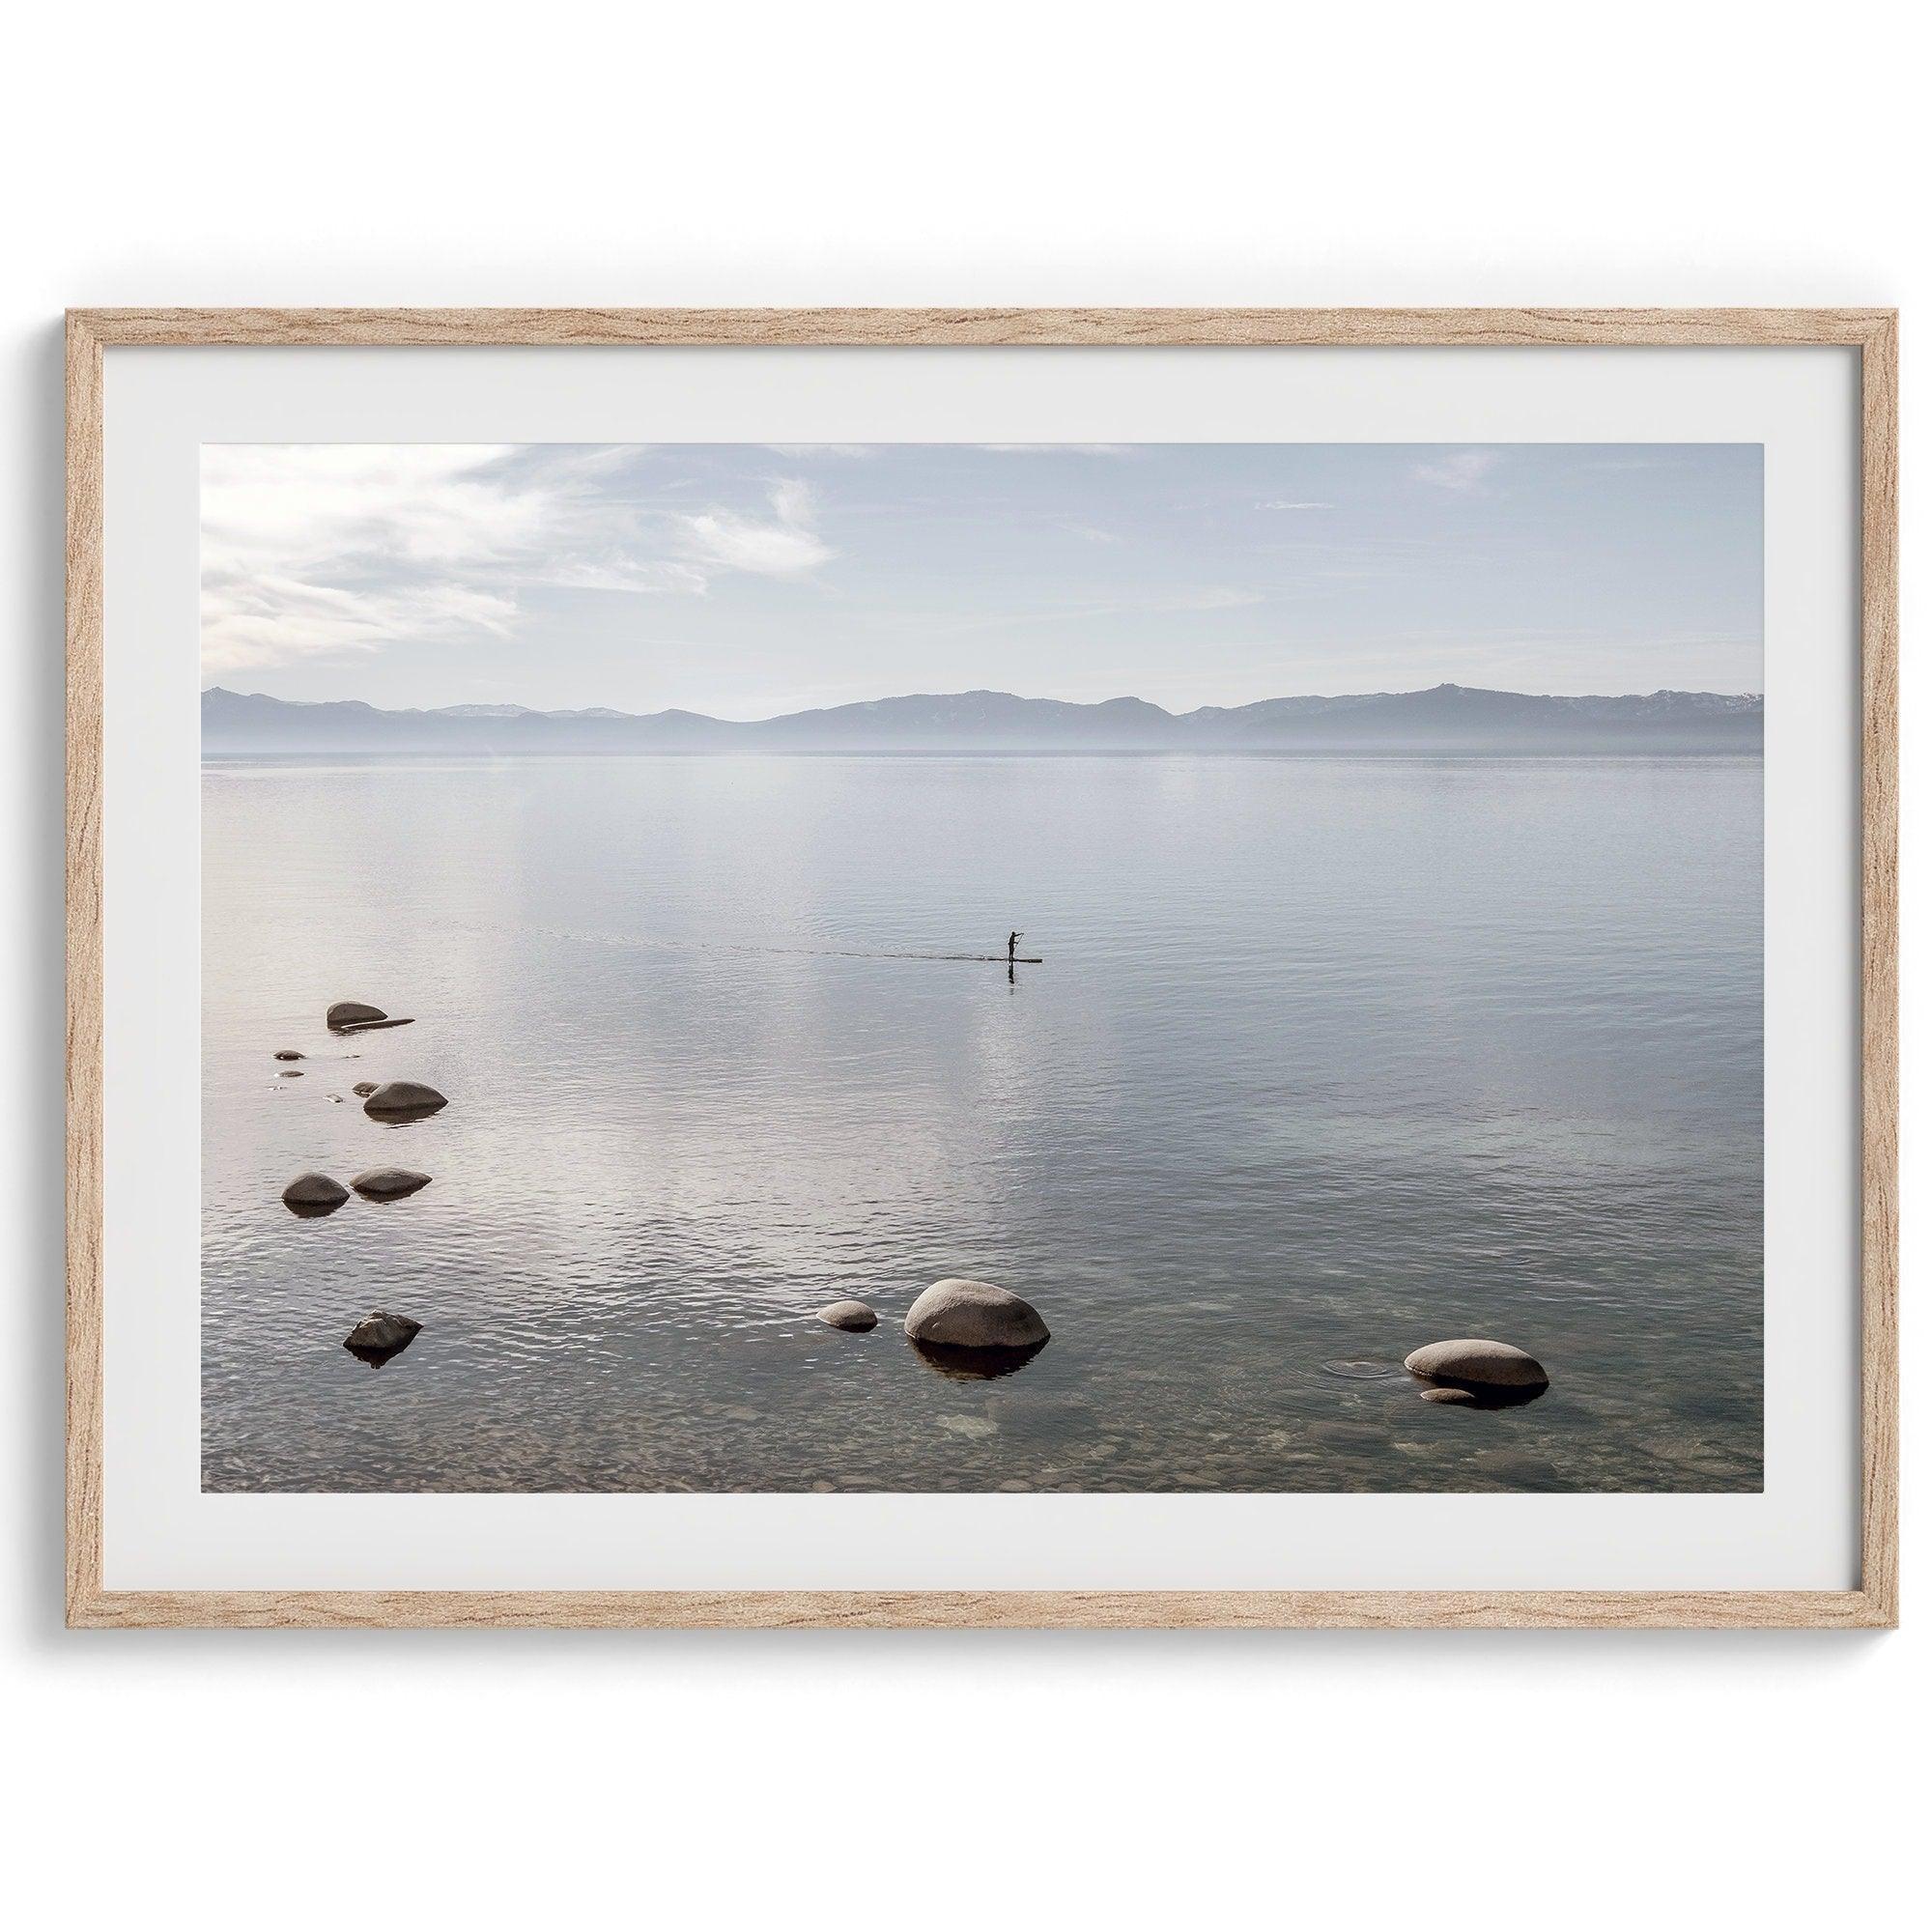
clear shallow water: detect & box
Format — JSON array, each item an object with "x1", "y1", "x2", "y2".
[{"x1": 202, "y1": 753, "x2": 1762, "y2": 1492}]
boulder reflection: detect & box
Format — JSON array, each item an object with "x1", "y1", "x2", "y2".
[
  {"x1": 1408, "y1": 1375, "x2": 1548, "y2": 1410},
  {"x1": 909, "y1": 1337, "x2": 1049, "y2": 1381},
  {"x1": 343, "y1": 1333, "x2": 418, "y2": 1368}
]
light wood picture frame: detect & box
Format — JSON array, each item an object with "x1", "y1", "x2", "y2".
[{"x1": 65, "y1": 307, "x2": 1898, "y2": 1630}]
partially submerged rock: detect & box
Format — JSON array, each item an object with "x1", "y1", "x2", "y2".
[
  {"x1": 327, "y1": 1000, "x2": 414, "y2": 1036},
  {"x1": 816, "y1": 1298, "x2": 878, "y2": 1331},
  {"x1": 343, "y1": 1310, "x2": 422, "y2": 1364},
  {"x1": 1404, "y1": 1338, "x2": 1548, "y2": 1389},
  {"x1": 281, "y1": 1172, "x2": 349, "y2": 1215},
  {"x1": 352, "y1": 1081, "x2": 378, "y2": 1097},
  {"x1": 273, "y1": 1049, "x2": 304, "y2": 1062},
  {"x1": 351, "y1": 1166, "x2": 432, "y2": 1200},
  {"x1": 1419, "y1": 1385, "x2": 1477, "y2": 1405},
  {"x1": 363, "y1": 1080, "x2": 448, "y2": 1120},
  {"x1": 904, "y1": 1278, "x2": 1049, "y2": 1350}
]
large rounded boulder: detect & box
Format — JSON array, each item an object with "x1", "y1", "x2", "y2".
[
  {"x1": 363, "y1": 1080, "x2": 447, "y2": 1119},
  {"x1": 904, "y1": 1278, "x2": 1049, "y2": 1350},
  {"x1": 1404, "y1": 1338, "x2": 1549, "y2": 1389}
]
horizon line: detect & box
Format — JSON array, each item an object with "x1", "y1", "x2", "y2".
[{"x1": 203, "y1": 680, "x2": 1768, "y2": 725}]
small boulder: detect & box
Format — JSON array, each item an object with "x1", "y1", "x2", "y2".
[
  {"x1": 904, "y1": 1277, "x2": 1049, "y2": 1350},
  {"x1": 352, "y1": 1081, "x2": 378, "y2": 1097},
  {"x1": 817, "y1": 1299, "x2": 878, "y2": 1331},
  {"x1": 327, "y1": 1001, "x2": 387, "y2": 1030},
  {"x1": 343, "y1": 1310, "x2": 421, "y2": 1363},
  {"x1": 281, "y1": 1172, "x2": 348, "y2": 1213},
  {"x1": 1404, "y1": 1338, "x2": 1549, "y2": 1389},
  {"x1": 273, "y1": 1049, "x2": 304, "y2": 1062},
  {"x1": 363, "y1": 1080, "x2": 448, "y2": 1119},
  {"x1": 352, "y1": 1167, "x2": 432, "y2": 1200},
  {"x1": 1419, "y1": 1385, "x2": 1477, "y2": 1405},
  {"x1": 278, "y1": 1069, "x2": 303, "y2": 1078}
]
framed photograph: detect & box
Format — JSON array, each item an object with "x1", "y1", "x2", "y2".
[{"x1": 66, "y1": 308, "x2": 1896, "y2": 1629}]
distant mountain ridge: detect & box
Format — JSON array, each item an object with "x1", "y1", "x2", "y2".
[{"x1": 202, "y1": 684, "x2": 1764, "y2": 754}]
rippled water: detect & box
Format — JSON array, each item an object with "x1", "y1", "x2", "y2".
[{"x1": 202, "y1": 753, "x2": 1762, "y2": 1492}]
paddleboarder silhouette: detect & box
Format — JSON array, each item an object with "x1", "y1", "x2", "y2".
[{"x1": 1008, "y1": 929, "x2": 1022, "y2": 965}]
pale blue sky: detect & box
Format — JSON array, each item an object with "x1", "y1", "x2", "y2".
[{"x1": 201, "y1": 441, "x2": 1763, "y2": 716}]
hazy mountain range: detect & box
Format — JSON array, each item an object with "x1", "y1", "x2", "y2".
[{"x1": 202, "y1": 684, "x2": 1764, "y2": 754}]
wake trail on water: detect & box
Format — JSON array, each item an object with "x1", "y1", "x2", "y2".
[{"x1": 508, "y1": 924, "x2": 1044, "y2": 963}]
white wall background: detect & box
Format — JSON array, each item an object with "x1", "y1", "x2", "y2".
[{"x1": 2, "y1": 4, "x2": 1919, "y2": 1925}]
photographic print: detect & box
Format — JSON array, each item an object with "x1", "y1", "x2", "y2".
[{"x1": 199, "y1": 439, "x2": 1764, "y2": 1496}]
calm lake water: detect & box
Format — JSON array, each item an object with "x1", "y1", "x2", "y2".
[{"x1": 202, "y1": 753, "x2": 1762, "y2": 1492}]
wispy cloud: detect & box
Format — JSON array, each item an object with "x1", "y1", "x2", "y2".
[
  {"x1": 1410, "y1": 449, "x2": 1502, "y2": 494},
  {"x1": 1179, "y1": 587, "x2": 1265, "y2": 611},
  {"x1": 679, "y1": 479, "x2": 833, "y2": 578},
  {"x1": 1256, "y1": 499, "x2": 1335, "y2": 511},
  {"x1": 200, "y1": 447, "x2": 835, "y2": 672}
]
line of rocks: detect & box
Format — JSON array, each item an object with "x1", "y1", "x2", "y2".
[
  {"x1": 270, "y1": 1000, "x2": 444, "y2": 1366},
  {"x1": 812, "y1": 1287, "x2": 1549, "y2": 1410}
]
